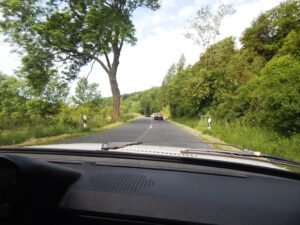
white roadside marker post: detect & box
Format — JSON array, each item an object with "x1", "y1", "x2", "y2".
[
  {"x1": 83, "y1": 114, "x2": 87, "y2": 128},
  {"x1": 208, "y1": 117, "x2": 212, "y2": 130}
]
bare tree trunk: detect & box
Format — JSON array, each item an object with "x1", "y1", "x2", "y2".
[
  {"x1": 109, "y1": 74, "x2": 120, "y2": 119},
  {"x1": 93, "y1": 42, "x2": 122, "y2": 119},
  {"x1": 109, "y1": 52, "x2": 120, "y2": 119}
]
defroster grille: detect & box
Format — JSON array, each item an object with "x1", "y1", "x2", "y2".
[{"x1": 89, "y1": 173, "x2": 154, "y2": 192}]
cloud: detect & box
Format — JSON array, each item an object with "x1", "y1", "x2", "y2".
[
  {"x1": 178, "y1": 6, "x2": 195, "y2": 18},
  {"x1": 218, "y1": 0, "x2": 286, "y2": 44},
  {"x1": 161, "y1": 0, "x2": 177, "y2": 10}
]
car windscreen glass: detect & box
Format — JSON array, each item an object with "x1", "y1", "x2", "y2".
[{"x1": 0, "y1": 0, "x2": 298, "y2": 167}]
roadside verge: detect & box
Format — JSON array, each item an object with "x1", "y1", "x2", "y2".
[
  {"x1": 168, "y1": 119, "x2": 241, "y2": 152},
  {"x1": 1, "y1": 113, "x2": 142, "y2": 147}
]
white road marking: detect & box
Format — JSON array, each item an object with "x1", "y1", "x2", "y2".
[{"x1": 135, "y1": 118, "x2": 153, "y2": 141}]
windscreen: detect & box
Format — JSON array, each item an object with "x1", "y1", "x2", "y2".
[{"x1": 0, "y1": 0, "x2": 299, "y2": 165}]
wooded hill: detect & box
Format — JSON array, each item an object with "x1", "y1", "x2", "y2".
[
  {"x1": 122, "y1": 0, "x2": 300, "y2": 137},
  {"x1": 119, "y1": 0, "x2": 300, "y2": 160}
]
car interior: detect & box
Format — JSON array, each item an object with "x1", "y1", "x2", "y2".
[{"x1": 1, "y1": 148, "x2": 300, "y2": 225}]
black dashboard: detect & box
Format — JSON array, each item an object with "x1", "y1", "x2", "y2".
[{"x1": 0, "y1": 151, "x2": 300, "y2": 225}]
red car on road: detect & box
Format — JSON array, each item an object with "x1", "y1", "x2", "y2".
[{"x1": 153, "y1": 113, "x2": 163, "y2": 120}]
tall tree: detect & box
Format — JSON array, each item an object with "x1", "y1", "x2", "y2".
[
  {"x1": 176, "y1": 54, "x2": 186, "y2": 71},
  {"x1": 185, "y1": 3, "x2": 235, "y2": 65},
  {"x1": 161, "y1": 55, "x2": 186, "y2": 108},
  {"x1": 0, "y1": 0, "x2": 160, "y2": 118}
]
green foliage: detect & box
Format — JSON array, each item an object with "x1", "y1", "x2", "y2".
[
  {"x1": 249, "y1": 55, "x2": 299, "y2": 134},
  {"x1": 241, "y1": 0, "x2": 300, "y2": 60},
  {"x1": 119, "y1": 0, "x2": 300, "y2": 162},
  {"x1": 277, "y1": 30, "x2": 300, "y2": 58},
  {"x1": 0, "y1": 0, "x2": 160, "y2": 76},
  {"x1": 159, "y1": 1, "x2": 300, "y2": 139},
  {"x1": 0, "y1": 72, "x2": 68, "y2": 130},
  {"x1": 120, "y1": 113, "x2": 141, "y2": 122},
  {"x1": 167, "y1": 67, "x2": 202, "y2": 117},
  {"x1": 215, "y1": 54, "x2": 300, "y2": 135},
  {"x1": 72, "y1": 77, "x2": 101, "y2": 105},
  {"x1": 0, "y1": 73, "x2": 27, "y2": 128},
  {"x1": 118, "y1": 86, "x2": 164, "y2": 117},
  {"x1": 0, "y1": 0, "x2": 160, "y2": 118},
  {"x1": 173, "y1": 117, "x2": 300, "y2": 162},
  {"x1": 165, "y1": 38, "x2": 237, "y2": 117},
  {"x1": 0, "y1": 70, "x2": 109, "y2": 145}
]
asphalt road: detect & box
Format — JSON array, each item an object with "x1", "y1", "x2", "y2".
[{"x1": 61, "y1": 117, "x2": 210, "y2": 149}]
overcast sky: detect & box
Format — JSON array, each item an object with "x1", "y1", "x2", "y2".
[{"x1": 0, "y1": 0, "x2": 283, "y2": 97}]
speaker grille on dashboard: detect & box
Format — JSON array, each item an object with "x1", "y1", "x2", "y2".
[{"x1": 89, "y1": 173, "x2": 155, "y2": 192}]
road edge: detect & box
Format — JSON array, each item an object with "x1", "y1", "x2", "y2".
[
  {"x1": 5, "y1": 114, "x2": 143, "y2": 147},
  {"x1": 167, "y1": 119, "x2": 241, "y2": 152}
]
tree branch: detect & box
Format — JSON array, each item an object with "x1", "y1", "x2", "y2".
[
  {"x1": 67, "y1": 0, "x2": 84, "y2": 20},
  {"x1": 104, "y1": 53, "x2": 112, "y2": 70},
  {"x1": 86, "y1": 59, "x2": 96, "y2": 79},
  {"x1": 93, "y1": 56, "x2": 110, "y2": 75},
  {"x1": 118, "y1": 37, "x2": 124, "y2": 53},
  {"x1": 54, "y1": 54, "x2": 72, "y2": 69},
  {"x1": 103, "y1": 0, "x2": 113, "y2": 7}
]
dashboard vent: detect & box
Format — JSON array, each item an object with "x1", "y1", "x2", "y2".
[{"x1": 89, "y1": 173, "x2": 154, "y2": 192}]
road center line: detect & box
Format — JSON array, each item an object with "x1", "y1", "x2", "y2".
[{"x1": 135, "y1": 119, "x2": 153, "y2": 142}]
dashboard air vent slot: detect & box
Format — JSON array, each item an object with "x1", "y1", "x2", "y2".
[{"x1": 89, "y1": 173, "x2": 154, "y2": 192}]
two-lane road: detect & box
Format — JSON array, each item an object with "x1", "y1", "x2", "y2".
[{"x1": 61, "y1": 117, "x2": 209, "y2": 149}]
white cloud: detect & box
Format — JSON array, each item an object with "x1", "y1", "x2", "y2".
[
  {"x1": 161, "y1": 0, "x2": 177, "y2": 10},
  {"x1": 218, "y1": 0, "x2": 286, "y2": 44},
  {"x1": 152, "y1": 14, "x2": 162, "y2": 23},
  {"x1": 117, "y1": 28, "x2": 199, "y2": 92},
  {"x1": 178, "y1": 6, "x2": 195, "y2": 18}
]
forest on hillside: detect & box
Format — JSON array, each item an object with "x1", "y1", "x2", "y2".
[
  {"x1": 119, "y1": 0, "x2": 300, "y2": 160},
  {"x1": 123, "y1": 0, "x2": 299, "y2": 137}
]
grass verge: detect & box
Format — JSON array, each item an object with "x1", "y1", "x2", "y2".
[
  {"x1": 168, "y1": 119, "x2": 242, "y2": 152},
  {"x1": 0, "y1": 113, "x2": 141, "y2": 147},
  {"x1": 171, "y1": 117, "x2": 300, "y2": 162}
]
